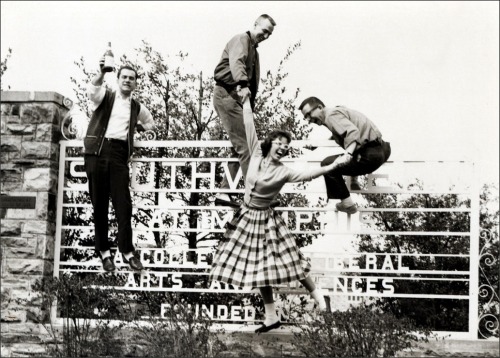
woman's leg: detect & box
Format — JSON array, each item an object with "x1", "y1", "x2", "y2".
[
  {"x1": 256, "y1": 286, "x2": 280, "y2": 332},
  {"x1": 300, "y1": 276, "x2": 327, "y2": 311}
]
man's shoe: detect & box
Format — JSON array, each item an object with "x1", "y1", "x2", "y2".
[
  {"x1": 255, "y1": 320, "x2": 281, "y2": 334},
  {"x1": 124, "y1": 256, "x2": 144, "y2": 271},
  {"x1": 336, "y1": 202, "x2": 358, "y2": 214},
  {"x1": 101, "y1": 257, "x2": 115, "y2": 272}
]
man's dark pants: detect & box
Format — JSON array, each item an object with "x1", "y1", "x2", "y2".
[
  {"x1": 84, "y1": 139, "x2": 134, "y2": 255},
  {"x1": 320, "y1": 140, "x2": 391, "y2": 200},
  {"x1": 213, "y1": 85, "x2": 251, "y2": 189}
]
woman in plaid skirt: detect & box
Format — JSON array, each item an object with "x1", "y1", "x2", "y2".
[{"x1": 210, "y1": 99, "x2": 340, "y2": 333}]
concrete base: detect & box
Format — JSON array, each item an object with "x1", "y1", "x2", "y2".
[
  {"x1": 217, "y1": 332, "x2": 500, "y2": 357},
  {"x1": 405, "y1": 338, "x2": 499, "y2": 357}
]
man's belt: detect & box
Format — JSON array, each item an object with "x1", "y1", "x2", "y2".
[
  {"x1": 355, "y1": 138, "x2": 384, "y2": 153},
  {"x1": 365, "y1": 138, "x2": 384, "y2": 147},
  {"x1": 104, "y1": 137, "x2": 127, "y2": 145},
  {"x1": 215, "y1": 81, "x2": 238, "y2": 93}
]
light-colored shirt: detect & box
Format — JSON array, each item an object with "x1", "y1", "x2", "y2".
[
  {"x1": 88, "y1": 84, "x2": 154, "y2": 141},
  {"x1": 243, "y1": 107, "x2": 319, "y2": 208},
  {"x1": 323, "y1": 106, "x2": 382, "y2": 151}
]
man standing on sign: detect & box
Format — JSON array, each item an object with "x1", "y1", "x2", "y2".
[
  {"x1": 299, "y1": 97, "x2": 391, "y2": 214},
  {"x1": 83, "y1": 57, "x2": 155, "y2": 272},
  {"x1": 212, "y1": 14, "x2": 276, "y2": 208}
]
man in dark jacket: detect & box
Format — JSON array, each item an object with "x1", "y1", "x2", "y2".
[
  {"x1": 299, "y1": 96, "x2": 391, "y2": 214},
  {"x1": 84, "y1": 60, "x2": 154, "y2": 272},
  {"x1": 213, "y1": 14, "x2": 276, "y2": 207}
]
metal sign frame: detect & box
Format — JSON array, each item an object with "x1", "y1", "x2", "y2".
[{"x1": 53, "y1": 140, "x2": 481, "y2": 339}]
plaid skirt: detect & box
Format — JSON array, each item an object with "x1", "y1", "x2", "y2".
[{"x1": 209, "y1": 205, "x2": 311, "y2": 288}]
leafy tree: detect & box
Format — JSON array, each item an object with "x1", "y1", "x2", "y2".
[
  {"x1": 478, "y1": 183, "x2": 499, "y2": 338},
  {"x1": 64, "y1": 40, "x2": 323, "y2": 316},
  {"x1": 68, "y1": 40, "x2": 316, "y2": 254},
  {"x1": 355, "y1": 180, "x2": 499, "y2": 336},
  {"x1": 1, "y1": 47, "x2": 12, "y2": 90}
]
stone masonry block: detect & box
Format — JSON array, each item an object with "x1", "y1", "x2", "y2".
[
  {"x1": 0, "y1": 220, "x2": 22, "y2": 237},
  {"x1": 36, "y1": 235, "x2": 55, "y2": 260},
  {"x1": 35, "y1": 123, "x2": 54, "y2": 141},
  {"x1": 0, "y1": 342, "x2": 10, "y2": 357},
  {"x1": 10, "y1": 288, "x2": 43, "y2": 307},
  {"x1": 21, "y1": 141, "x2": 52, "y2": 160},
  {"x1": 24, "y1": 220, "x2": 55, "y2": 235},
  {"x1": 1, "y1": 287, "x2": 12, "y2": 309},
  {"x1": 35, "y1": 192, "x2": 56, "y2": 221},
  {"x1": 24, "y1": 167, "x2": 50, "y2": 181},
  {"x1": 4, "y1": 207, "x2": 36, "y2": 220},
  {"x1": 1, "y1": 277, "x2": 32, "y2": 291},
  {"x1": 1, "y1": 332, "x2": 43, "y2": 344},
  {"x1": 2, "y1": 245, "x2": 36, "y2": 260},
  {"x1": 9, "y1": 342, "x2": 47, "y2": 357},
  {"x1": 1, "y1": 310, "x2": 26, "y2": 323},
  {"x1": 23, "y1": 168, "x2": 57, "y2": 193},
  {"x1": 1, "y1": 114, "x2": 21, "y2": 124},
  {"x1": 1, "y1": 115, "x2": 19, "y2": 136},
  {"x1": 7, "y1": 323, "x2": 41, "y2": 335},
  {"x1": 5, "y1": 123, "x2": 35, "y2": 135},
  {"x1": 0, "y1": 164, "x2": 22, "y2": 182},
  {"x1": 21, "y1": 103, "x2": 50, "y2": 124},
  {"x1": 6, "y1": 259, "x2": 44, "y2": 275},
  {"x1": 1, "y1": 150, "x2": 9, "y2": 163},
  {"x1": 0, "y1": 181, "x2": 23, "y2": 192},
  {"x1": 21, "y1": 103, "x2": 60, "y2": 125},
  {"x1": 1, "y1": 103, "x2": 14, "y2": 115},
  {"x1": 1, "y1": 244, "x2": 35, "y2": 262},
  {"x1": 0, "y1": 135, "x2": 21, "y2": 153},
  {"x1": 1, "y1": 237, "x2": 29, "y2": 248}
]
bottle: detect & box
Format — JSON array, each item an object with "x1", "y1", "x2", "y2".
[{"x1": 102, "y1": 42, "x2": 114, "y2": 72}]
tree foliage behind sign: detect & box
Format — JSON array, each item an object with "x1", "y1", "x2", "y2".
[
  {"x1": 356, "y1": 180, "x2": 499, "y2": 336},
  {"x1": 1, "y1": 48, "x2": 12, "y2": 91},
  {"x1": 62, "y1": 41, "x2": 324, "y2": 314},
  {"x1": 66, "y1": 40, "x2": 319, "y2": 254}
]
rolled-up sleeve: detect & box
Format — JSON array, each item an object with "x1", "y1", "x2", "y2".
[
  {"x1": 87, "y1": 83, "x2": 106, "y2": 108},
  {"x1": 138, "y1": 106, "x2": 154, "y2": 131},
  {"x1": 327, "y1": 111, "x2": 360, "y2": 149}
]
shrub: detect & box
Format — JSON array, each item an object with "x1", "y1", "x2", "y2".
[
  {"x1": 127, "y1": 293, "x2": 227, "y2": 358},
  {"x1": 30, "y1": 273, "x2": 127, "y2": 357},
  {"x1": 29, "y1": 276, "x2": 228, "y2": 357},
  {"x1": 292, "y1": 304, "x2": 435, "y2": 357}
]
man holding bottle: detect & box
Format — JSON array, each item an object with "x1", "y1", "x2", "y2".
[{"x1": 83, "y1": 54, "x2": 155, "y2": 272}]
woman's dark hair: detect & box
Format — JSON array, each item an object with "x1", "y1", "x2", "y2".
[{"x1": 261, "y1": 130, "x2": 292, "y2": 157}]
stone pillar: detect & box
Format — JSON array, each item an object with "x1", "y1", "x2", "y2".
[{"x1": 1, "y1": 91, "x2": 71, "y2": 357}]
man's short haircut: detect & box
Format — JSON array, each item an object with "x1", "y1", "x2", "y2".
[
  {"x1": 261, "y1": 130, "x2": 291, "y2": 157},
  {"x1": 117, "y1": 65, "x2": 138, "y2": 80},
  {"x1": 298, "y1": 97, "x2": 325, "y2": 111},
  {"x1": 257, "y1": 14, "x2": 276, "y2": 26}
]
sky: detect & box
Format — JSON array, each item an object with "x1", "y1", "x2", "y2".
[{"x1": 1, "y1": 1, "x2": 499, "y2": 185}]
